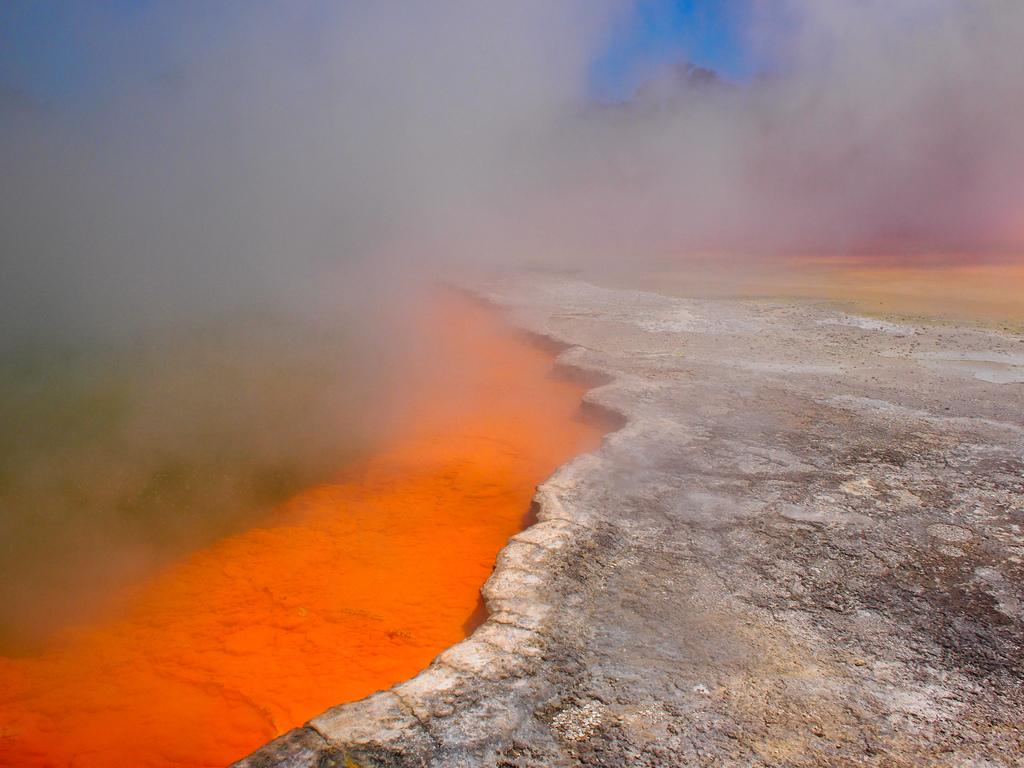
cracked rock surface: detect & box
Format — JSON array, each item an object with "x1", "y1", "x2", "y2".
[{"x1": 236, "y1": 275, "x2": 1024, "y2": 767}]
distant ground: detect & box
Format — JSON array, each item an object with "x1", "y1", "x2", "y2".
[
  {"x1": 241, "y1": 271, "x2": 1024, "y2": 768},
  {"x1": 629, "y1": 255, "x2": 1024, "y2": 331}
]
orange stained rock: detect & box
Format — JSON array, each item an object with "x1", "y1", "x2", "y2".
[
  {"x1": 643, "y1": 254, "x2": 1024, "y2": 328},
  {"x1": 0, "y1": 294, "x2": 605, "y2": 768}
]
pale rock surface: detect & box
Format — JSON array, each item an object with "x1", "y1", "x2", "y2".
[{"x1": 236, "y1": 275, "x2": 1024, "y2": 767}]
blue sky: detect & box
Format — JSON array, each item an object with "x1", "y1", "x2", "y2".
[
  {"x1": 1, "y1": 1, "x2": 150, "y2": 108},
  {"x1": 589, "y1": 0, "x2": 760, "y2": 100},
  {"x1": 0, "y1": 1, "x2": 758, "y2": 108}
]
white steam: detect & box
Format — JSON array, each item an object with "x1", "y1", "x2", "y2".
[{"x1": 1, "y1": 1, "x2": 1022, "y2": 344}]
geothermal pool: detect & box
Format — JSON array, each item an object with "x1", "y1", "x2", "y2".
[{"x1": 0, "y1": 295, "x2": 604, "y2": 768}]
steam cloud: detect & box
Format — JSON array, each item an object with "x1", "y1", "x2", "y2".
[
  {"x1": 1, "y1": 0, "x2": 1022, "y2": 651},
  {"x1": 556, "y1": 0, "x2": 1024, "y2": 259},
  {"x1": 1, "y1": 0, "x2": 1022, "y2": 344}
]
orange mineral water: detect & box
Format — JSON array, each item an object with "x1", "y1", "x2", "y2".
[{"x1": 0, "y1": 294, "x2": 605, "y2": 768}]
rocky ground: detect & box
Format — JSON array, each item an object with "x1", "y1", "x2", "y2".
[{"x1": 236, "y1": 275, "x2": 1024, "y2": 767}]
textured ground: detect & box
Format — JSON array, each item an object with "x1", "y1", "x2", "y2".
[{"x1": 237, "y1": 275, "x2": 1024, "y2": 767}]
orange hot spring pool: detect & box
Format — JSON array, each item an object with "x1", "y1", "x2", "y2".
[{"x1": 0, "y1": 294, "x2": 606, "y2": 768}]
